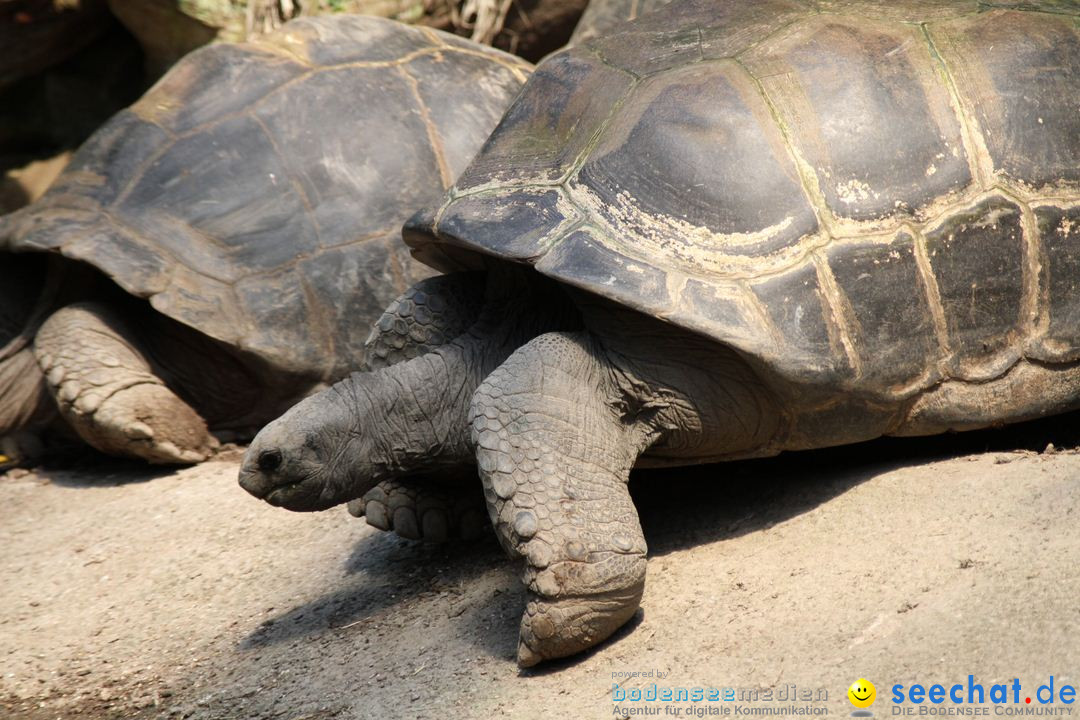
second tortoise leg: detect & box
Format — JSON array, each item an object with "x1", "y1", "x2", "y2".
[
  {"x1": 353, "y1": 474, "x2": 490, "y2": 541},
  {"x1": 348, "y1": 272, "x2": 491, "y2": 541},
  {"x1": 33, "y1": 301, "x2": 218, "y2": 463}
]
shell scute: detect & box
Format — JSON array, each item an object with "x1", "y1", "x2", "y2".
[
  {"x1": 742, "y1": 15, "x2": 972, "y2": 226},
  {"x1": 749, "y1": 261, "x2": 854, "y2": 384},
  {"x1": 924, "y1": 196, "x2": 1026, "y2": 381},
  {"x1": 572, "y1": 61, "x2": 817, "y2": 263},
  {"x1": 534, "y1": 226, "x2": 673, "y2": 314},
  {"x1": 454, "y1": 51, "x2": 635, "y2": 191},
  {"x1": 825, "y1": 234, "x2": 941, "y2": 390},
  {"x1": 438, "y1": 189, "x2": 579, "y2": 261},
  {"x1": 927, "y1": 9, "x2": 1080, "y2": 191},
  {"x1": 1033, "y1": 205, "x2": 1080, "y2": 363}
]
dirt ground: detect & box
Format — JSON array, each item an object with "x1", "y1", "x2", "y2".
[{"x1": 2, "y1": 420, "x2": 1079, "y2": 720}]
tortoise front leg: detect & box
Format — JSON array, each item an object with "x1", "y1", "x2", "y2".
[
  {"x1": 349, "y1": 272, "x2": 490, "y2": 541},
  {"x1": 33, "y1": 302, "x2": 217, "y2": 463},
  {"x1": 470, "y1": 331, "x2": 657, "y2": 666},
  {"x1": 470, "y1": 322, "x2": 781, "y2": 666}
]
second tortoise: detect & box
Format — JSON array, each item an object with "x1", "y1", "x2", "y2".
[{"x1": 0, "y1": 16, "x2": 529, "y2": 464}]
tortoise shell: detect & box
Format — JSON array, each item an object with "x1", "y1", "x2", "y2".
[
  {"x1": 0, "y1": 15, "x2": 529, "y2": 383},
  {"x1": 569, "y1": 0, "x2": 671, "y2": 46},
  {"x1": 406, "y1": 0, "x2": 1080, "y2": 401}
]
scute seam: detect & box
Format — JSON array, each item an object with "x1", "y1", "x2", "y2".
[
  {"x1": 398, "y1": 64, "x2": 453, "y2": 190},
  {"x1": 919, "y1": 23, "x2": 994, "y2": 189},
  {"x1": 811, "y1": 252, "x2": 861, "y2": 375},
  {"x1": 731, "y1": 58, "x2": 837, "y2": 237},
  {"x1": 906, "y1": 222, "x2": 954, "y2": 365}
]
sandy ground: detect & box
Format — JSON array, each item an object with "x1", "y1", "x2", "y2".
[{"x1": 2, "y1": 421, "x2": 1079, "y2": 720}]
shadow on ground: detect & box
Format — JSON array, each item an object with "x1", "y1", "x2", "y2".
[
  {"x1": 32, "y1": 456, "x2": 188, "y2": 488},
  {"x1": 241, "y1": 530, "x2": 514, "y2": 651},
  {"x1": 635, "y1": 406, "x2": 1080, "y2": 554}
]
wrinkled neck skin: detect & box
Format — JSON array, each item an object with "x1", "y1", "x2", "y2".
[
  {"x1": 361, "y1": 266, "x2": 577, "y2": 474},
  {"x1": 245, "y1": 265, "x2": 579, "y2": 510},
  {"x1": 346, "y1": 343, "x2": 496, "y2": 478}
]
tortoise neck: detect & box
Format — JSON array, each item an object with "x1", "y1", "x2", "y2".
[
  {"x1": 363, "y1": 345, "x2": 483, "y2": 478},
  {"x1": 364, "y1": 265, "x2": 582, "y2": 478}
]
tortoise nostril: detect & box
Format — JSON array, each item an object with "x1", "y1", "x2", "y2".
[{"x1": 258, "y1": 449, "x2": 282, "y2": 473}]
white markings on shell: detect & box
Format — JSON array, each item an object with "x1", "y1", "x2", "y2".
[{"x1": 836, "y1": 179, "x2": 879, "y2": 205}]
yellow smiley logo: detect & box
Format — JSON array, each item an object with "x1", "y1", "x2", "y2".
[{"x1": 848, "y1": 679, "x2": 876, "y2": 709}]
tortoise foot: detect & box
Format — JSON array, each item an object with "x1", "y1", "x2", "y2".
[
  {"x1": 347, "y1": 477, "x2": 489, "y2": 542},
  {"x1": 517, "y1": 580, "x2": 644, "y2": 667},
  {"x1": 90, "y1": 383, "x2": 217, "y2": 464},
  {"x1": 35, "y1": 302, "x2": 217, "y2": 464}
]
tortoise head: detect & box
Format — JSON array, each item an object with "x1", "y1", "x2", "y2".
[
  {"x1": 239, "y1": 343, "x2": 481, "y2": 511},
  {"x1": 239, "y1": 376, "x2": 383, "y2": 512}
]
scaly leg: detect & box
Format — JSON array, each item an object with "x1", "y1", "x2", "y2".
[
  {"x1": 350, "y1": 474, "x2": 489, "y2": 541},
  {"x1": 470, "y1": 332, "x2": 657, "y2": 666},
  {"x1": 0, "y1": 345, "x2": 56, "y2": 467},
  {"x1": 33, "y1": 302, "x2": 217, "y2": 463}
]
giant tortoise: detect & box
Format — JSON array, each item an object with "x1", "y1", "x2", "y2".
[
  {"x1": 0, "y1": 15, "x2": 529, "y2": 464},
  {"x1": 239, "y1": 0, "x2": 1080, "y2": 666}
]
